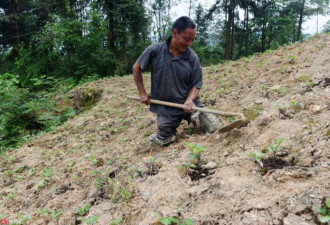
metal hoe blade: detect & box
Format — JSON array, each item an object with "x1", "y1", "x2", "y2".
[{"x1": 218, "y1": 119, "x2": 248, "y2": 133}]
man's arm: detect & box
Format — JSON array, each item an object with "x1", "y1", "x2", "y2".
[
  {"x1": 183, "y1": 86, "x2": 200, "y2": 113},
  {"x1": 132, "y1": 62, "x2": 150, "y2": 105}
]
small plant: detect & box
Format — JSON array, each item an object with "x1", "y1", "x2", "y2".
[
  {"x1": 67, "y1": 162, "x2": 73, "y2": 172},
  {"x1": 186, "y1": 142, "x2": 207, "y2": 164},
  {"x1": 248, "y1": 152, "x2": 263, "y2": 163},
  {"x1": 50, "y1": 209, "x2": 63, "y2": 223},
  {"x1": 110, "y1": 217, "x2": 122, "y2": 225},
  {"x1": 89, "y1": 155, "x2": 98, "y2": 165},
  {"x1": 81, "y1": 215, "x2": 99, "y2": 225},
  {"x1": 42, "y1": 167, "x2": 54, "y2": 177},
  {"x1": 317, "y1": 198, "x2": 330, "y2": 224},
  {"x1": 77, "y1": 204, "x2": 91, "y2": 216},
  {"x1": 271, "y1": 86, "x2": 287, "y2": 94},
  {"x1": 267, "y1": 138, "x2": 284, "y2": 157},
  {"x1": 5, "y1": 192, "x2": 14, "y2": 200},
  {"x1": 154, "y1": 212, "x2": 194, "y2": 225},
  {"x1": 290, "y1": 100, "x2": 300, "y2": 107},
  {"x1": 38, "y1": 179, "x2": 45, "y2": 188}
]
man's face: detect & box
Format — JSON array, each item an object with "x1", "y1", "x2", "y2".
[{"x1": 172, "y1": 28, "x2": 196, "y2": 53}]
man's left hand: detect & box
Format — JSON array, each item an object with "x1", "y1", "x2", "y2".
[{"x1": 183, "y1": 99, "x2": 196, "y2": 113}]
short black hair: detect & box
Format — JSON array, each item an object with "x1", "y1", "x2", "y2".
[{"x1": 172, "y1": 16, "x2": 196, "y2": 33}]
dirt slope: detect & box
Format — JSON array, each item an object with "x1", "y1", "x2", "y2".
[{"x1": 0, "y1": 34, "x2": 329, "y2": 225}]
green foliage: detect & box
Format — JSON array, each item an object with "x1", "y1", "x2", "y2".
[
  {"x1": 81, "y1": 216, "x2": 99, "y2": 225},
  {"x1": 248, "y1": 152, "x2": 264, "y2": 163},
  {"x1": 0, "y1": 75, "x2": 77, "y2": 151},
  {"x1": 186, "y1": 142, "x2": 207, "y2": 163},
  {"x1": 107, "y1": 177, "x2": 133, "y2": 203},
  {"x1": 268, "y1": 138, "x2": 284, "y2": 154},
  {"x1": 109, "y1": 217, "x2": 122, "y2": 225},
  {"x1": 77, "y1": 204, "x2": 91, "y2": 216},
  {"x1": 317, "y1": 198, "x2": 330, "y2": 224},
  {"x1": 155, "y1": 212, "x2": 195, "y2": 225}
]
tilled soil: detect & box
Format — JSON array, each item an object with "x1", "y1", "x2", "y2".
[{"x1": 0, "y1": 34, "x2": 329, "y2": 225}]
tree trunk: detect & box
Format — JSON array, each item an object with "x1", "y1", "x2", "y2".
[
  {"x1": 225, "y1": 0, "x2": 234, "y2": 60},
  {"x1": 297, "y1": 0, "x2": 305, "y2": 42}
]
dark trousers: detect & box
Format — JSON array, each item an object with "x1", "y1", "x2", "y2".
[
  {"x1": 156, "y1": 113, "x2": 192, "y2": 140},
  {"x1": 156, "y1": 100, "x2": 204, "y2": 140}
]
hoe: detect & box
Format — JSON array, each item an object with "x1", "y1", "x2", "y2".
[{"x1": 127, "y1": 96, "x2": 248, "y2": 133}]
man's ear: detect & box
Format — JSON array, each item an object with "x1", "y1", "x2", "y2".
[{"x1": 172, "y1": 29, "x2": 178, "y2": 37}]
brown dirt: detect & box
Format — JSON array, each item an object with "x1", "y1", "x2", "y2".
[{"x1": 0, "y1": 34, "x2": 329, "y2": 225}]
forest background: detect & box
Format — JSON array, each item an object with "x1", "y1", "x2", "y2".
[{"x1": 0, "y1": 0, "x2": 329, "y2": 151}]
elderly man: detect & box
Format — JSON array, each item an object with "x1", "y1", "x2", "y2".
[{"x1": 133, "y1": 16, "x2": 218, "y2": 146}]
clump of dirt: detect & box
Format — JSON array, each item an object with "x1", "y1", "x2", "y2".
[{"x1": 0, "y1": 34, "x2": 329, "y2": 225}]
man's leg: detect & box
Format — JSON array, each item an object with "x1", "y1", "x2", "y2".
[
  {"x1": 149, "y1": 114, "x2": 182, "y2": 146},
  {"x1": 156, "y1": 114, "x2": 182, "y2": 140}
]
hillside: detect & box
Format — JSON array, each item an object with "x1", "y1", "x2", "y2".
[{"x1": 0, "y1": 34, "x2": 329, "y2": 225}]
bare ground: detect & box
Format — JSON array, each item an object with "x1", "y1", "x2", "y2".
[{"x1": 0, "y1": 34, "x2": 329, "y2": 225}]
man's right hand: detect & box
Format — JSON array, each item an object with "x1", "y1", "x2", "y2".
[{"x1": 140, "y1": 93, "x2": 151, "y2": 105}]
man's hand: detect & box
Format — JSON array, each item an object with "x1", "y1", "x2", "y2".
[
  {"x1": 183, "y1": 99, "x2": 196, "y2": 113},
  {"x1": 140, "y1": 93, "x2": 151, "y2": 105}
]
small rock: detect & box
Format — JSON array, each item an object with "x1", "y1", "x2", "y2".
[
  {"x1": 309, "y1": 105, "x2": 322, "y2": 114},
  {"x1": 203, "y1": 161, "x2": 217, "y2": 170},
  {"x1": 273, "y1": 219, "x2": 280, "y2": 225},
  {"x1": 298, "y1": 158, "x2": 313, "y2": 167},
  {"x1": 223, "y1": 151, "x2": 229, "y2": 157},
  {"x1": 283, "y1": 213, "x2": 311, "y2": 225},
  {"x1": 255, "y1": 99, "x2": 263, "y2": 104}
]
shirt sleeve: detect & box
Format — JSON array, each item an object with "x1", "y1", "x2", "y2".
[{"x1": 136, "y1": 44, "x2": 156, "y2": 72}]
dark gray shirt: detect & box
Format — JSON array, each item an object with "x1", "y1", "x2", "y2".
[{"x1": 137, "y1": 37, "x2": 203, "y2": 115}]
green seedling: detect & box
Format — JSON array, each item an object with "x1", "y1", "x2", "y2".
[
  {"x1": 81, "y1": 215, "x2": 99, "y2": 225},
  {"x1": 77, "y1": 204, "x2": 91, "y2": 216},
  {"x1": 67, "y1": 163, "x2": 73, "y2": 172},
  {"x1": 186, "y1": 142, "x2": 207, "y2": 163},
  {"x1": 110, "y1": 217, "x2": 122, "y2": 225},
  {"x1": 271, "y1": 86, "x2": 287, "y2": 94},
  {"x1": 290, "y1": 100, "x2": 300, "y2": 107},
  {"x1": 317, "y1": 198, "x2": 330, "y2": 224},
  {"x1": 5, "y1": 192, "x2": 14, "y2": 200},
  {"x1": 40, "y1": 208, "x2": 48, "y2": 217},
  {"x1": 268, "y1": 138, "x2": 284, "y2": 156},
  {"x1": 38, "y1": 179, "x2": 45, "y2": 188},
  {"x1": 50, "y1": 209, "x2": 63, "y2": 223},
  {"x1": 42, "y1": 167, "x2": 54, "y2": 177},
  {"x1": 248, "y1": 152, "x2": 263, "y2": 163},
  {"x1": 155, "y1": 212, "x2": 194, "y2": 225},
  {"x1": 89, "y1": 155, "x2": 98, "y2": 165}
]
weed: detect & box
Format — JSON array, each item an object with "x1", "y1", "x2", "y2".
[
  {"x1": 38, "y1": 179, "x2": 45, "y2": 188},
  {"x1": 271, "y1": 86, "x2": 287, "y2": 94},
  {"x1": 89, "y1": 155, "x2": 98, "y2": 165},
  {"x1": 247, "y1": 74, "x2": 254, "y2": 80},
  {"x1": 42, "y1": 167, "x2": 54, "y2": 177},
  {"x1": 216, "y1": 88, "x2": 225, "y2": 93},
  {"x1": 5, "y1": 192, "x2": 14, "y2": 200},
  {"x1": 299, "y1": 74, "x2": 313, "y2": 82},
  {"x1": 50, "y1": 209, "x2": 63, "y2": 223},
  {"x1": 107, "y1": 177, "x2": 133, "y2": 203},
  {"x1": 248, "y1": 152, "x2": 264, "y2": 163},
  {"x1": 290, "y1": 100, "x2": 300, "y2": 108},
  {"x1": 155, "y1": 212, "x2": 194, "y2": 225},
  {"x1": 67, "y1": 163, "x2": 73, "y2": 172},
  {"x1": 110, "y1": 217, "x2": 122, "y2": 225},
  {"x1": 317, "y1": 198, "x2": 330, "y2": 224},
  {"x1": 143, "y1": 131, "x2": 151, "y2": 137},
  {"x1": 77, "y1": 204, "x2": 91, "y2": 216},
  {"x1": 14, "y1": 165, "x2": 26, "y2": 173}
]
